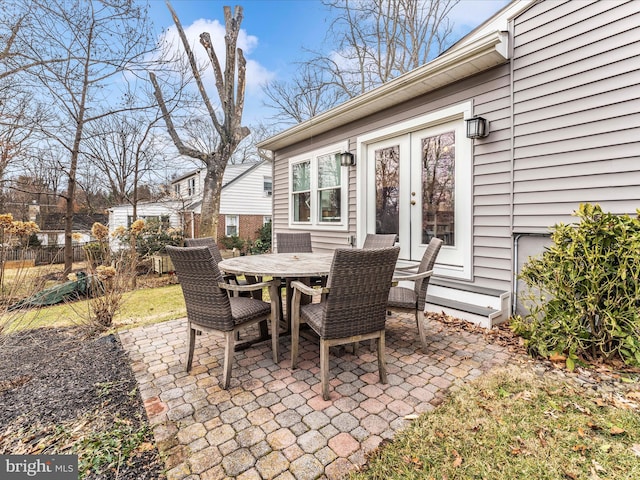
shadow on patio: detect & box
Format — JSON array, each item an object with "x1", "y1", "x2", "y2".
[{"x1": 119, "y1": 312, "x2": 516, "y2": 480}]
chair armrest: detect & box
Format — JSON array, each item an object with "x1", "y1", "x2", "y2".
[
  {"x1": 394, "y1": 264, "x2": 418, "y2": 272},
  {"x1": 392, "y1": 269, "x2": 433, "y2": 283},
  {"x1": 290, "y1": 280, "x2": 328, "y2": 296},
  {"x1": 219, "y1": 279, "x2": 276, "y2": 293}
]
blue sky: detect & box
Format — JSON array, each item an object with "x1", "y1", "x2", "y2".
[{"x1": 149, "y1": 0, "x2": 510, "y2": 124}]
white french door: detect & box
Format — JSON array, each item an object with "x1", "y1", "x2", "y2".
[{"x1": 363, "y1": 115, "x2": 471, "y2": 277}]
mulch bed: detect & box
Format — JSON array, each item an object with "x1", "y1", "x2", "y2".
[{"x1": 0, "y1": 327, "x2": 165, "y2": 480}]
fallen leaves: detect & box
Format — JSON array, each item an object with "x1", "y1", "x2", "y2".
[{"x1": 451, "y1": 450, "x2": 463, "y2": 468}]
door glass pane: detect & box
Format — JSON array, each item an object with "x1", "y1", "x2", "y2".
[
  {"x1": 422, "y1": 131, "x2": 455, "y2": 245},
  {"x1": 375, "y1": 145, "x2": 399, "y2": 235}
]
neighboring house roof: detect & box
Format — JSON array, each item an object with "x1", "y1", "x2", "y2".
[
  {"x1": 258, "y1": 0, "x2": 534, "y2": 152},
  {"x1": 171, "y1": 160, "x2": 267, "y2": 189}
]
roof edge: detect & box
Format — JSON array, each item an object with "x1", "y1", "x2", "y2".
[{"x1": 258, "y1": 29, "x2": 509, "y2": 151}]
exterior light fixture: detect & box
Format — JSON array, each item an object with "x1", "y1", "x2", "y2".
[
  {"x1": 337, "y1": 151, "x2": 356, "y2": 166},
  {"x1": 465, "y1": 116, "x2": 489, "y2": 139}
]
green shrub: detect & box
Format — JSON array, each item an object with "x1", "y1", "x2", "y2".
[
  {"x1": 129, "y1": 220, "x2": 183, "y2": 257},
  {"x1": 512, "y1": 203, "x2": 640, "y2": 369},
  {"x1": 220, "y1": 235, "x2": 245, "y2": 251},
  {"x1": 249, "y1": 221, "x2": 272, "y2": 254}
]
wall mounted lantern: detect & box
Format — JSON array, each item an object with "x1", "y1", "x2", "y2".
[
  {"x1": 337, "y1": 151, "x2": 356, "y2": 166},
  {"x1": 465, "y1": 116, "x2": 489, "y2": 139}
]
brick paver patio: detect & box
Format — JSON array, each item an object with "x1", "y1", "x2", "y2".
[{"x1": 119, "y1": 313, "x2": 516, "y2": 479}]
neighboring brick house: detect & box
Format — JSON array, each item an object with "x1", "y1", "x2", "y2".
[{"x1": 108, "y1": 160, "x2": 273, "y2": 249}]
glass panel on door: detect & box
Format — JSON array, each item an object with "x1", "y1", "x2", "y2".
[
  {"x1": 421, "y1": 131, "x2": 455, "y2": 246},
  {"x1": 375, "y1": 145, "x2": 399, "y2": 236}
]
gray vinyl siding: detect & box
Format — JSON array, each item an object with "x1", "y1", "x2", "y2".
[
  {"x1": 272, "y1": 64, "x2": 514, "y2": 290},
  {"x1": 512, "y1": 0, "x2": 640, "y2": 231}
]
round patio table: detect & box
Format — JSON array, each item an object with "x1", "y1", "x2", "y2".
[
  {"x1": 219, "y1": 252, "x2": 334, "y2": 280},
  {"x1": 219, "y1": 252, "x2": 334, "y2": 341}
]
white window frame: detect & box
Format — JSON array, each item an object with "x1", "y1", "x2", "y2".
[
  {"x1": 225, "y1": 215, "x2": 238, "y2": 236},
  {"x1": 263, "y1": 176, "x2": 273, "y2": 196},
  {"x1": 288, "y1": 141, "x2": 349, "y2": 231},
  {"x1": 188, "y1": 177, "x2": 196, "y2": 196}
]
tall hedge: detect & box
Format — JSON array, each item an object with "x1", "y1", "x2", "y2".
[{"x1": 512, "y1": 203, "x2": 640, "y2": 369}]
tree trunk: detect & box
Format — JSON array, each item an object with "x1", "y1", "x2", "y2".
[{"x1": 199, "y1": 166, "x2": 225, "y2": 239}]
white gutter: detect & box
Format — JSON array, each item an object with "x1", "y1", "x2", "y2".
[{"x1": 259, "y1": 29, "x2": 509, "y2": 151}]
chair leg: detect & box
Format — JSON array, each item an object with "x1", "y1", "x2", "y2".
[
  {"x1": 416, "y1": 309, "x2": 428, "y2": 349},
  {"x1": 377, "y1": 330, "x2": 387, "y2": 384},
  {"x1": 320, "y1": 339, "x2": 331, "y2": 401},
  {"x1": 221, "y1": 331, "x2": 235, "y2": 389},
  {"x1": 186, "y1": 325, "x2": 196, "y2": 372},
  {"x1": 271, "y1": 314, "x2": 279, "y2": 364},
  {"x1": 290, "y1": 289, "x2": 301, "y2": 369}
]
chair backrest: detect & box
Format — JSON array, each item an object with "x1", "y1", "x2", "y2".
[
  {"x1": 362, "y1": 233, "x2": 396, "y2": 249},
  {"x1": 276, "y1": 232, "x2": 313, "y2": 253},
  {"x1": 166, "y1": 245, "x2": 234, "y2": 331},
  {"x1": 414, "y1": 237, "x2": 443, "y2": 309},
  {"x1": 321, "y1": 247, "x2": 400, "y2": 339},
  {"x1": 184, "y1": 237, "x2": 223, "y2": 264}
]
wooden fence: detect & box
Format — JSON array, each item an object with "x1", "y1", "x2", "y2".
[{"x1": 1, "y1": 244, "x2": 87, "y2": 266}]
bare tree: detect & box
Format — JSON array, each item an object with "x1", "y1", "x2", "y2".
[
  {"x1": 150, "y1": 3, "x2": 249, "y2": 239},
  {"x1": 0, "y1": 90, "x2": 46, "y2": 211},
  {"x1": 82, "y1": 111, "x2": 168, "y2": 215},
  {"x1": 262, "y1": 63, "x2": 348, "y2": 125},
  {"x1": 264, "y1": 0, "x2": 458, "y2": 124},
  {"x1": 8, "y1": 0, "x2": 155, "y2": 275}
]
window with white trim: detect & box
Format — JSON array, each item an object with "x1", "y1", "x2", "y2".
[
  {"x1": 263, "y1": 177, "x2": 273, "y2": 196},
  {"x1": 188, "y1": 178, "x2": 196, "y2": 196},
  {"x1": 289, "y1": 143, "x2": 348, "y2": 229},
  {"x1": 225, "y1": 215, "x2": 238, "y2": 236}
]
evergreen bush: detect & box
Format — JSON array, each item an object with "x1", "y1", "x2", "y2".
[{"x1": 512, "y1": 203, "x2": 640, "y2": 369}]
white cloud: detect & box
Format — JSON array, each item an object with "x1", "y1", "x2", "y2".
[{"x1": 157, "y1": 17, "x2": 274, "y2": 94}]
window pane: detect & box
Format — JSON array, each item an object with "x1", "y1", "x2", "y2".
[
  {"x1": 292, "y1": 162, "x2": 310, "y2": 191},
  {"x1": 318, "y1": 154, "x2": 340, "y2": 188},
  {"x1": 375, "y1": 145, "x2": 399, "y2": 235},
  {"x1": 319, "y1": 189, "x2": 341, "y2": 222},
  {"x1": 293, "y1": 192, "x2": 311, "y2": 222},
  {"x1": 422, "y1": 131, "x2": 455, "y2": 246}
]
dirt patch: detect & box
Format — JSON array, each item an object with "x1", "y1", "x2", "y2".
[{"x1": 0, "y1": 327, "x2": 165, "y2": 479}]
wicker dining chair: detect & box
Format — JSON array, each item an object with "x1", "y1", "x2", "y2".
[
  {"x1": 166, "y1": 245, "x2": 279, "y2": 389},
  {"x1": 362, "y1": 233, "x2": 396, "y2": 249},
  {"x1": 184, "y1": 237, "x2": 223, "y2": 263},
  {"x1": 290, "y1": 246, "x2": 400, "y2": 400},
  {"x1": 184, "y1": 237, "x2": 257, "y2": 298},
  {"x1": 275, "y1": 231, "x2": 320, "y2": 314},
  {"x1": 387, "y1": 237, "x2": 443, "y2": 350},
  {"x1": 276, "y1": 232, "x2": 313, "y2": 253}
]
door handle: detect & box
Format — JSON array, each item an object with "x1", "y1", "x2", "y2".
[{"x1": 410, "y1": 200, "x2": 416, "y2": 205}]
